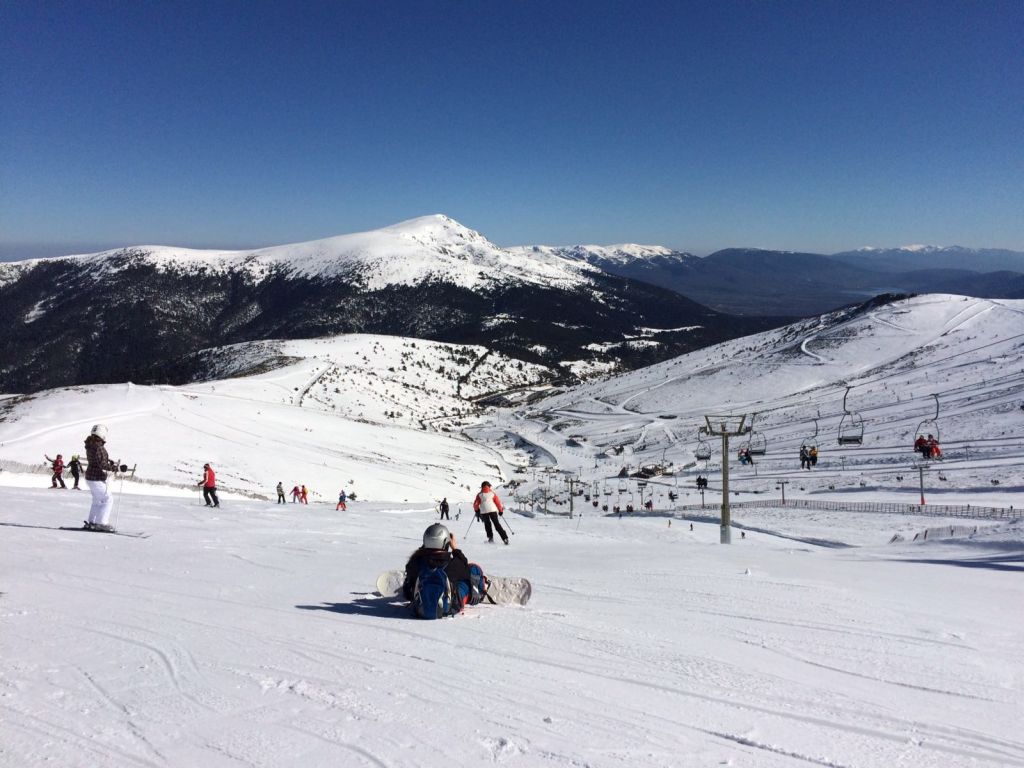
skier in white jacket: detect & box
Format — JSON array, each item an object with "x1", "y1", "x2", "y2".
[{"x1": 473, "y1": 481, "x2": 508, "y2": 545}]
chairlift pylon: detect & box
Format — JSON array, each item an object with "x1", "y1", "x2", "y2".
[{"x1": 838, "y1": 386, "x2": 864, "y2": 445}]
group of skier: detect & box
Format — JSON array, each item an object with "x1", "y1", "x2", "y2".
[
  {"x1": 798, "y1": 444, "x2": 819, "y2": 470},
  {"x1": 914, "y1": 434, "x2": 943, "y2": 459},
  {"x1": 44, "y1": 453, "x2": 83, "y2": 489},
  {"x1": 50, "y1": 425, "x2": 513, "y2": 618},
  {"x1": 46, "y1": 424, "x2": 223, "y2": 532}
]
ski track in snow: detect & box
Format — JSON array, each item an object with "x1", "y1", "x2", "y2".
[{"x1": 2, "y1": 487, "x2": 1023, "y2": 767}]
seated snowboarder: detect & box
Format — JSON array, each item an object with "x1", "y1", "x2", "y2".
[{"x1": 402, "y1": 524, "x2": 478, "y2": 619}]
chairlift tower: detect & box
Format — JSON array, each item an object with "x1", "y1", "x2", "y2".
[{"x1": 702, "y1": 415, "x2": 751, "y2": 544}]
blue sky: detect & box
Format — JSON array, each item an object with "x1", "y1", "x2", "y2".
[{"x1": 1, "y1": 0, "x2": 1022, "y2": 258}]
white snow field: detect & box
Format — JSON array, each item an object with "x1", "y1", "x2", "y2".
[
  {"x1": 1, "y1": 487, "x2": 1022, "y2": 768},
  {"x1": 476, "y1": 295, "x2": 1024, "y2": 511},
  {"x1": 2, "y1": 293, "x2": 1024, "y2": 766},
  {"x1": 0, "y1": 335, "x2": 546, "y2": 502}
]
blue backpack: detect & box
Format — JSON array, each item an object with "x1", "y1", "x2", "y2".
[{"x1": 412, "y1": 566, "x2": 452, "y2": 620}]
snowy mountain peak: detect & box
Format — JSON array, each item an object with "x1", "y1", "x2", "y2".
[{"x1": 11, "y1": 215, "x2": 598, "y2": 292}]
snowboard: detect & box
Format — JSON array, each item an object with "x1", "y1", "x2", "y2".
[
  {"x1": 59, "y1": 526, "x2": 150, "y2": 539},
  {"x1": 375, "y1": 569, "x2": 532, "y2": 606}
]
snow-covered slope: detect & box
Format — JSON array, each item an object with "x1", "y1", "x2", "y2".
[
  {"x1": 510, "y1": 242, "x2": 694, "y2": 266},
  {"x1": 2, "y1": 294, "x2": 1023, "y2": 767},
  {"x1": 474, "y1": 294, "x2": 1024, "y2": 507},
  {"x1": 0, "y1": 335, "x2": 546, "y2": 501},
  {"x1": 1, "y1": 490, "x2": 1021, "y2": 767}
]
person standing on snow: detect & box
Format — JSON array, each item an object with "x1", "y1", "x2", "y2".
[
  {"x1": 83, "y1": 424, "x2": 119, "y2": 531},
  {"x1": 199, "y1": 463, "x2": 219, "y2": 507},
  {"x1": 68, "y1": 454, "x2": 83, "y2": 489},
  {"x1": 276, "y1": 482, "x2": 286, "y2": 503},
  {"x1": 45, "y1": 453, "x2": 66, "y2": 488},
  {"x1": 473, "y1": 481, "x2": 508, "y2": 545},
  {"x1": 439, "y1": 497, "x2": 450, "y2": 520},
  {"x1": 336, "y1": 489, "x2": 347, "y2": 511},
  {"x1": 300, "y1": 485, "x2": 309, "y2": 504},
  {"x1": 291, "y1": 485, "x2": 301, "y2": 503}
]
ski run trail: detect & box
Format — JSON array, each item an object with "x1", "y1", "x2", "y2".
[
  {"x1": 1, "y1": 488, "x2": 1022, "y2": 768},
  {"x1": 2, "y1": 294, "x2": 1024, "y2": 766}
]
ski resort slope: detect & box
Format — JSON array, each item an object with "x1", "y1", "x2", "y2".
[
  {"x1": 479, "y1": 295, "x2": 1024, "y2": 504},
  {"x1": 1, "y1": 489, "x2": 1022, "y2": 767},
  {"x1": 0, "y1": 335, "x2": 544, "y2": 501}
]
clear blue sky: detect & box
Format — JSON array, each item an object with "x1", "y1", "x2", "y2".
[{"x1": 2, "y1": 0, "x2": 1022, "y2": 258}]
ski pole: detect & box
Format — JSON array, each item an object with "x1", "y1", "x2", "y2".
[
  {"x1": 464, "y1": 514, "x2": 476, "y2": 538},
  {"x1": 111, "y1": 472, "x2": 126, "y2": 530},
  {"x1": 501, "y1": 514, "x2": 515, "y2": 535},
  {"x1": 576, "y1": 511, "x2": 583, "y2": 532}
]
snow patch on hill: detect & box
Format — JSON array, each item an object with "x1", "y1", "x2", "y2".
[{"x1": 509, "y1": 243, "x2": 690, "y2": 265}]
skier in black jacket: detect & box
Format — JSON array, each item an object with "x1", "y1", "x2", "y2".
[
  {"x1": 68, "y1": 455, "x2": 83, "y2": 489},
  {"x1": 402, "y1": 524, "x2": 472, "y2": 605}
]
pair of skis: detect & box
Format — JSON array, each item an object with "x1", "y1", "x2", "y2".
[{"x1": 59, "y1": 525, "x2": 149, "y2": 539}]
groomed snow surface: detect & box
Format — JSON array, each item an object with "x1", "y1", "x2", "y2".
[{"x1": 1, "y1": 487, "x2": 1022, "y2": 768}]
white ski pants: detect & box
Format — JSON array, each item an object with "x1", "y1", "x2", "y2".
[{"x1": 86, "y1": 479, "x2": 113, "y2": 525}]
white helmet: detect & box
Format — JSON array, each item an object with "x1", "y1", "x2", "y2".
[
  {"x1": 422, "y1": 523, "x2": 451, "y2": 550},
  {"x1": 90, "y1": 424, "x2": 108, "y2": 439}
]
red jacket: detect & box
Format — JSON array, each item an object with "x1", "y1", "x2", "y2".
[{"x1": 203, "y1": 466, "x2": 216, "y2": 488}]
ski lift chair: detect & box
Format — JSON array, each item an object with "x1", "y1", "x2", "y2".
[
  {"x1": 837, "y1": 386, "x2": 864, "y2": 445},
  {"x1": 803, "y1": 416, "x2": 819, "y2": 452},
  {"x1": 695, "y1": 438, "x2": 712, "y2": 462},
  {"x1": 746, "y1": 430, "x2": 767, "y2": 456},
  {"x1": 914, "y1": 394, "x2": 941, "y2": 446}
]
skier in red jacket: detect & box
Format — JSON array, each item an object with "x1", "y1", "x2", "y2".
[
  {"x1": 45, "y1": 453, "x2": 66, "y2": 489},
  {"x1": 198, "y1": 463, "x2": 219, "y2": 507},
  {"x1": 473, "y1": 481, "x2": 508, "y2": 545}
]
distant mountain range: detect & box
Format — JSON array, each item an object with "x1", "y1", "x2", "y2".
[
  {"x1": 519, "y1": 244, "x2": 1024, "y2": 315},
  {"x1": 3, "y1": 216, "x2": 1021, "y2": 394},
  {"x1": 0, "y1": 216, "x2": 785, "y2": 393}
]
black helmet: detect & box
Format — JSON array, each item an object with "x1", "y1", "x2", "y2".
[{"x1": 423, "y1": 523, "x2": 451, "y2": 550}]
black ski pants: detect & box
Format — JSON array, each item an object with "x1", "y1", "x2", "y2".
[
  {"x1": 277, "y1": 492, "x2": 286, "y2": 504},
  {"x1": 51, "y1": 472, "x2": 66, "y2": 489},
  {"x1": 203, "y1": 486, "x2": 220, "y2": 507},
  {"x1": 439, "y1": 508, "x2": 449, "y2": 520},
  {"x1": 71, "y1": 470, "x2": 80, "y2": 489},
  {"x1": 481, "y1": 512, "x2": 507, "y2": 543}
]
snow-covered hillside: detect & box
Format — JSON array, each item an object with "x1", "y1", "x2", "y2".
[
  {"x1": 2, "y1": 294, "x2": 1024, "y2": 767},
  {"x1": 473, "y1": 295, "x2": 1024, "y2": 508},
  {"x1": 0, "y1": 335, "x2": 546, "y2": 501},
  {"x1": 9, "y1": 215, "x2": 598, "y2": 291},
  {"x1": 1, "y1": 490, "x2": 1021, "y2": 767},
  {"x1": 509, "y1": 243, "x2": 692, "y2": 266}
]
